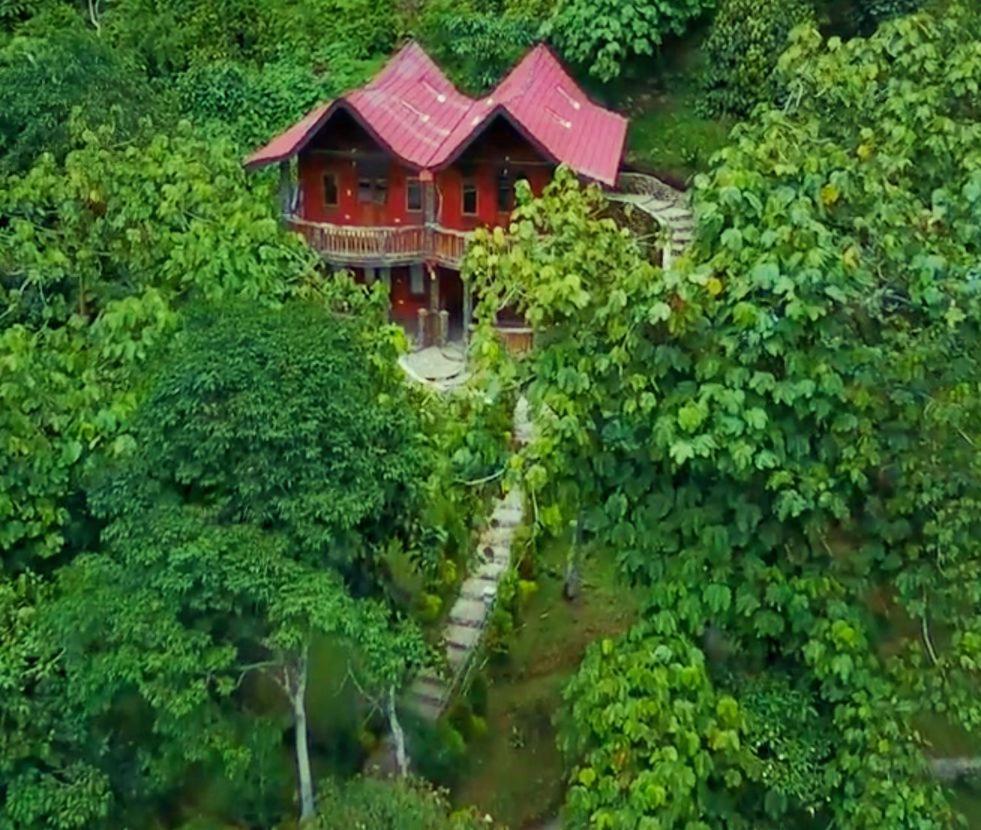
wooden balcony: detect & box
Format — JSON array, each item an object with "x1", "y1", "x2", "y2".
[{"x1": 286, "y1": 217, "x2": 473, "y2": 269}]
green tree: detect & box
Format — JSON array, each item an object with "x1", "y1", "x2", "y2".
[
  {"x1": 0, "y1": 29, "x2": 154, "y2": 173},
  {"x1": 0, "y1": 572, "x2": 111, "y2": 830},
  {"x1": 544, "y1": 0, "x2": 713, "y2": 82},
  {"x1": 698, "y1": 0, "x2": 814, "y2": 118},
  {"x1": 466, "y1": 4, "x2": 980, "y2": 824},
  {"x1": 316, "y1": 775, "x2": 493, "y2": 829},
  {"x1": 103, "y1": 0, "x2": 396, "y2": 76},
  {"x1": 19, "y1": 301, "x2": 430, "y2": 826},
  {"x1": 560, "y1": 628, "x2": 753, "y2": 829},
  {"x1": 0, "y1": 120, "x2": 317, "y2": 572},
  {"x1": 414, "y1": 0, "x2": 540, "y2": 92}
]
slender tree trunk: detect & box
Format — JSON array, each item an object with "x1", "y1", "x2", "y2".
[
  {"x1": 930, "y1": 756, "x2": 981, "y2": 782},
  {"x1": 387, "y1": 685, "x2": 409, "y2": 777},
  {"x1": 563, "y1": 512, "x2": 583, "y2": 600},
  {"x1": 286, "y1": 646, "x2": 315, "y2": 822}
]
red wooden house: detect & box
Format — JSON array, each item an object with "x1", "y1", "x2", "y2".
[{"x1": 245, "y1": 42, "x2": 628, "y2": 342}]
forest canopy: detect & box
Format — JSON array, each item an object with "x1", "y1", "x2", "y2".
[{"x1": 1, "y1": 0, "x2": 978, "y2": 827}]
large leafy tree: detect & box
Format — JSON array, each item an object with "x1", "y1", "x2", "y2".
[
  {"x1": 0, "y1": 29, "x2": 154, "y2": 173},
  {"x1": 4, "y1": 301, "x2": 431, "y2": 827},
  {"x1": 0, "y1": 572, "x2": 111, "y2": 830},
  {"x1": 0, "y1": 120, "x2": 317, "y2": 573},
  {"x1": 698, "y1": 0, "x2": 814, "y2": 118},
  {"x1": 543, "y1": 0, "x2": 713, "y2": 82},
  {"x1": 466, "y1": 3, "x2": 980, "y2": 825},
  {"x1": 316, "y1": 775, "x2": 493, "y2": 829}
]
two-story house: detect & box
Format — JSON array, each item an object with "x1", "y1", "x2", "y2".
[{"x1": 245, "y1": 41, "x2": 628, "y2": 343}]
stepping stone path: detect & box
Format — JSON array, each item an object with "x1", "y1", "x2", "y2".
[
  {"x1": 404, "y1": 396, "x2": 532, "y2": 721},
  {"x1": 608, "y1": 172, "x2": 694, "y2": 267}
]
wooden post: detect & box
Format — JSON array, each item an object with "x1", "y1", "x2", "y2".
[
  {"x1": 278, "y1": 161, "x2": 292, "y2": 218},
  {"x1": 427, "y1": 263, "x2": 440, "y2": 312},
  {"x1": 463, "y1": 281, "x2": 473, "y2": 346}
]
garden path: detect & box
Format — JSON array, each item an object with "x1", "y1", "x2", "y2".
[
  {"x1": 609, "y1": 172, "x2": 694, "y2": 266},
  {"x1": 404, "y1": 395, "x2": 533, "y2": 721}
]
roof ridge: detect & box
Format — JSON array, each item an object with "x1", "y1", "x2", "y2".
[{"x1": 244, "y1": 39, "x2": 628, "y2": 185}]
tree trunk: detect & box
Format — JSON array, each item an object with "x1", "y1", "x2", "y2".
[
  {"x1": 930, "y1": 756, "x2": 981, "y2": 782},
  {"x1": 387, "y1": 685, "x2": 409, "y2": 777},
  {"x1": 563, "y1": 514, "x2": 584, "y2": 600},
  {"x1": 563, "y1": 546, "x2": 581, "y2": 600},
  {"x1": 286, "y1": 647, "x2": 315, "y2": 822}
]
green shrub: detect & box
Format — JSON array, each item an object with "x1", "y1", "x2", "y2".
[
  {"x1": 316, "y1": 776, "x2": 489, "y2": 829},
  {"x1": 175, "y1": 54, "x2": 377, "y2": 151},
  {"x1": 403, "y1": 715, "x2": 469, "y2": 787},
  {"x1": 850, "y1": 0, "x2": 922, "y2": 33},
  {"x1": 415, "y1": 0, "x2": 540, "y2": 92},
  {"x1": 544, "y1": 0, "x2": 714, "y2": 82},
  {"x1": 467, "y1": 672, "x2": 489, "y2": 716},
  {"x1": 0, "y1": 29, "x2": 155, "y2": 172},
  {"x1": 698, "y1": 0, "x2": 814, "y2": 118}
]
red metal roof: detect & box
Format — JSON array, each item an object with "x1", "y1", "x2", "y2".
[{"x1": 244, "y1": 42, "x2": 627, "y2": 186}]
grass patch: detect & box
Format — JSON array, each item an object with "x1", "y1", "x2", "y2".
[
  {"x1": 451, "y1": 539, "x2": 643, "y2": 827},
  {"x1": 626, "y1": 95, "x2": 733, "y2": 185},
  {"x1": 595, "y1": 30, "x2": 734, "y2": 184}
]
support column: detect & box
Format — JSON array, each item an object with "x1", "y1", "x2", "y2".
[
  {"x1": 463, "y1": 281, "x2": 473, "y2": 346},
  {"x1": 278, "y1": 161, "x2": 292, "y2": 219},
  {"x1": 421, "y1": 169, "x2": 436, "y2": 260},
  {"x1": 427, "y1": 263, "x2": 440, "y2": 312}
]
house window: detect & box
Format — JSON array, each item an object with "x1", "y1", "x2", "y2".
[
  {"x1": 358, "y1": 178, "x2": 388, "y2": 204},
  {"x1": 357, "y1": 159, "x2": 388, "y2": 205},
  {"x1": 496, "y1": 169, "x2": 512, "y2": 212},
  {"x1": 323, "y1": 173, "x2": 339, "y2": 207},
  {"x1": 406, "y1": 177, "x2": 422, "y2": 212},
  {"x1": 462, "y1": 179, "x2": 478, "y2": 216},
  {"x1": 409, "y1": 264, "x2": 425, "y2": 296}
]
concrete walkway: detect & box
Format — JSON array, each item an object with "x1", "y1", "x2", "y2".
[
  {"x1": 399, "y1": 343, "x2": 469, "y2": 391},
  {"x1": 404, "y1": 395, "x2": 532, "y2": 721},
  {"x1": 609, "y1": 172, "x2": 694, "y2": 266}
]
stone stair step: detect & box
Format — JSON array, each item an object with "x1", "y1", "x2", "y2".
[
  {"x1": 482, "y1": 525, "x2": 515, "y2": 546},
  {"x1": 478, "y1": 541, "x2": 511, "y2": 560},
  {"x1": 489, "y1": 505, "x2": 523, "y2": 527},
  {"x1": 405, "y1": 694, "x2": 443, "y2": 720},
  {"x1": 416, "y1": 668, "x2": 444, "y2": 685},
  {"x1": 448, "y1": 597, "x2": 488, "y2": 628},
  {"x1": 476, "y1": 560, "x2": 507, "y2": 580},
  {"x1": 502, "y1": 488, "x2": 524, "y2": 509},
  {"x1": 408, "y1": 677, "x2": 446, "y2": 705},
  {"x1": 444, "y1": 623, "x2": 482, "y2": 650}
]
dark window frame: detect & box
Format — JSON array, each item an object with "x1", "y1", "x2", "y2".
[
  {"x1": 496, "y1": 168, "x2": 512, "y2": 212},
  {"x1": 357, "y1": 177, "x2": 388, "y2": 205},
  {"x1": 323, "y1": 172, "x2": 339, "y2": 207},
  {"x1": 406, "y1": 177, "x2": 422, "y2": 212},
  {"x1": 409, "y1": 264, "x2": 426, "y2": 296},
  {"x1": 462, "y1": 178, "x2": 478, "y2": 216}
]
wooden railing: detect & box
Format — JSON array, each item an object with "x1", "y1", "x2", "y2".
[
  {"x1": 285, "y1": 216, "x2": 474, "y2": 268},
  {"x1": 432, "y1": 226, "x2": 470, "y2": 268}
]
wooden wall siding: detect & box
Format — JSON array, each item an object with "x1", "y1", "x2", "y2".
[
  {"x1": 295, "y1": 113, "x2": 554, "y2": 243},
  {"x1": 435, "y1": 118, "x2": 554, "y2": 230}
]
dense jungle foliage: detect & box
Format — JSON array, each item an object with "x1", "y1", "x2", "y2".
[{"x1": 2, "y1": 0, "x2": 976, "y2": 828}]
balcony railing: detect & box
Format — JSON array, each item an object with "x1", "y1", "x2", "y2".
[{"x1": 285, "y1": 217, "x2": 474, "y2": 268}]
